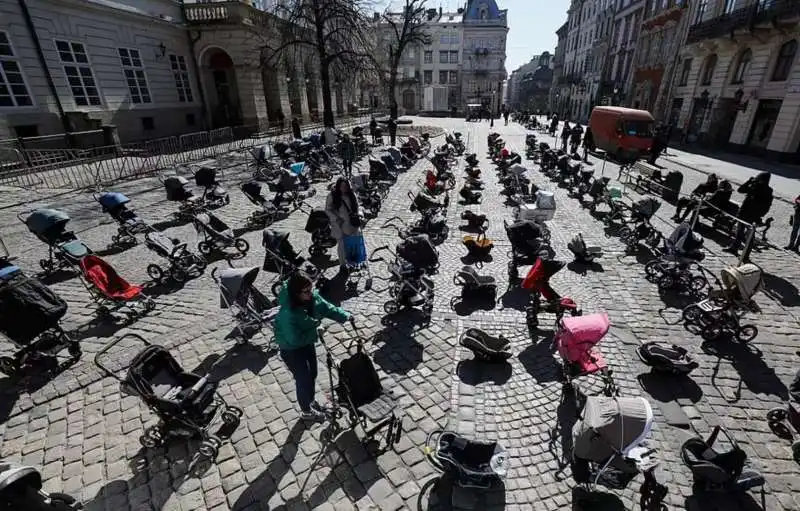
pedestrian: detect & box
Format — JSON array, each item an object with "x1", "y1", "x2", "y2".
[
  {"x1": 277, "y1": 111, "x2": 286, "y2": 133},
  {"x1": 338, "y1": 134, "x2": 355, "y2": 179},
  {"x1": 291, "y1": 117, "x2": 301, "y2": 140},
  {"x1": 274, "y1": 272, "x2": 352, "y2": 421},
  {"x1": 582, "y1": 127, "x2": 594, "y2": 162},
  {"x1": 570, "y1": 124, "x2": 583, "y2": 154},
  {"x1": 549, "y1": 114, "x2": 558, "y2": 137},
  {"x1": 785, "y1": 194, "x2": 800, "y2": 251},
  {"x1": 503, "y1": 110, "x2": 510, "y2": 126},
  {"x1": 648, "y1": 126, "x2": 666, "y2": 165},
  {"x1": 663, "y1": 123, "x2": 674, "y2": 155},
  {"x1": 369, "y1": 117, "x2": 378, "y2": 145},
  {"x1": 561, "y1": 121, "x2": 571, "y2": 152},
  {"x1": 724, "y1": 172, "x2": 773, "y2": 254},
  {"x1": 672, "y1": 173, "x2": 718, "y2": 223},
  {"x1": 325, "y1": 177, "x2": 362, "y2": 274},
  {"x1": 388, "y1": 117, "x2": 398, "y2": 146}
]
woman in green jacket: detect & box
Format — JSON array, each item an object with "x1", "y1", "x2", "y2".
[{"x1": 274, "y1": 272, "x2": 351, "y2": 420}]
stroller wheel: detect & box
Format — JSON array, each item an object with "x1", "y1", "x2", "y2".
[
  {"x1": 682, "y1": 304, "x2": 703, "y2": 324},
  {"x1": 234, "y1": 238, "x2": 250, "y2": 254},
  {"x1": 171, "y1": 267, "x2": 188, "y2": 283},
  {"x1": 147, "y1": 264, "x2": 164, "y2": 283},
  {"x1": 97, "y1": 306, "x2": 111, "y2": 318},
  {"x1": 198, "y1": 439, "x2": 219, "y2": 459},
  {"x1": 140, "y1": 426, "x2": 163, "y2": 448},
  {"x1": 657, "y1": 274, "x2": 675, "y2": 290},
  {"x1": 0, "y1": 356, "x2": 18, "y2": 377},
  {"x1": 39, "y1": 259, "x2": 52, "y2": 272},
  {"x1": 737, "y1": 324, "x2": 758, "y2": 343},
  {"x1": 700, "y1": 324, "x2": 723, "y2": 342},
  {"x1": 67, "y1": 342, "x2": 82, "y2": 359},
  {"x1": 309, "y1": 245, "x2": 323, "y2": 257},
  {"x1": 193, "y1": 256, "x2": 208, "y2": 272},
  {"x1": 198, "y1": 241, "x2": 212, "y2": 255},
  {"x1": 383, "y1": 301, "x2": 399, "y2": 315},
  {"x1": 221, "y1": 409, "x2": 240, "y2": 425},
  {"x1": 690, "y1": 275, "x2": 708, "y2": 294},
  {"x1": 644, "y1": 260, "x2": 662, "y2": 282},
  {"x1": 767, "y1": 407, "x2": 788, "y2": 423},
  {"x1": 271, "y1": 280, "x2": 284, "y2": 297}
]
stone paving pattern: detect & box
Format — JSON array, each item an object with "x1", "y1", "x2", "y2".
[{"x1": 0, "y1": 117, "x2": 797, "y2": 510}]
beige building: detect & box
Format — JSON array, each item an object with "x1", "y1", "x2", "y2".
[{"x1": 670, "y1": 0, "x2": 800, "y2": 161}]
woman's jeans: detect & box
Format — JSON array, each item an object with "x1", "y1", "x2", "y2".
[{"x1": 280, "y1": 345, "x2": 318, "y2": 412}]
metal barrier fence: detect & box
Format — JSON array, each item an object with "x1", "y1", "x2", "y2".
[{"x1": 0, "y1": 113, "x2": 376, "y2": 190}]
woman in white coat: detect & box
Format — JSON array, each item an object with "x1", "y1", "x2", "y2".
[{"x1": 325, "y1": 177, "x2": 362, "y2": 274}]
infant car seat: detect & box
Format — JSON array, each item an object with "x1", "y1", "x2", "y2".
[
  {"x1": 460, "y1": 328, "x2": 511, "y2": 362},
  {"x1": 459, "y1": 186, "x2": 481, "y2": 204},
  {"x1": 636, "y1": 342, "x2": 698, "y2": 374},
  {"x1": 680, "y1": 426, "x2": 765, "y2": 492}
]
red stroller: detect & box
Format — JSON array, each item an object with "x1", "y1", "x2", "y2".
[
  {"x1": 79, "y1": 255, "x2": 155, "y2": 317},
  {"x1": 521, "y1": 257, "x2": 580, "y2": 329},
  {"x1": 555, "y1": 312, "x2": 617, "y2": 398}
]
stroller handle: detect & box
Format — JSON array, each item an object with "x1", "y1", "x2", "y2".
[
  {"x1": 94, "y1": 333, "x2": 151, "y2": 381},
  {"x1": 369, "y1": 245, "x2": 391, "y2": 262}
]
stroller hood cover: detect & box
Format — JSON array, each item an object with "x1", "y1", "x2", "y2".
[
  {"x1": 397, "y1": 235, "x2": 438, "y2": 268},
  {"x1": 98, "y1": 192, "x2": 130, "y2": 209},
  {"x1": 535, "y1": 190, "x2": 556, "y2": 210},
  {"x1": 289, "y1": 162, "x2": 306, "y2": 175},
  {"x1": 632, "y1": 197, "x2": 661, "y2": 218},
  {"x1": 413, "y1": 191, "x2": 445, "y2": 211},
  {"x1": 219, "y1": 266, "x2": 260, "y2": 308},
  {"x1": 721, "y1": 263, "x2": 763, "y2": 299},
  {"x1": 387, "y1": 147, "x2": 402, "y2": 163},
  {"x1": 559, "y1": 312, "x2": 610, "y2": 346},
  {"x1": 667, "y1": 222, "x2": 704, "y2": 254},
  {"x1": 263, "y1": 229, "x2": 290, "y2": 251},
  {"x1": 573, "y1": 396, "x2": 654, "y2": 461},
  {"x1": 25, "y1": 208, "x2": 70, "y2": 236},
  {"x1": 0, "y1": 462, "x2": 43, "y2": 492},
  {"x1": 507, "y1": 220, "x2": 543, "y2": 248},
  {"x1": 195, "y1": 166, "x2": 217, "y2": 187},
  {"x1": 80, "y1": 255, "x2": 142, "y2": 300},
  {"x1": 0, "y1": 271, "x2": 67, "y2": 343},
  {"x1": 196, "y1": 212, "x2": 232, "y2": 236},
  {"x1": 509, "y1": 164, "x2": 527, "y2": 176},
  {"x1": 163, "y1": 175, "x2": 189, "y2": 189},
  {"x1": 145, "y1": 231, "x2": 178, "y2": 257},
  {"x1": 241, "y1": 181, "x2": 264, "y2": 202},
  {"x1": 305, "y1": 209, "x2": 330, "y2": 233}
]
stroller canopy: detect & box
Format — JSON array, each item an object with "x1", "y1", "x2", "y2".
[
  {"x1": 305, "y1": 209, "x2": 330, "y2": 233},
  {"x1": 25, "y1": 208, "x2": 70, "y2": 236},
  {"x1": 667, "y1": 222, "x2": 703, "y2": 255},
  {"x1": 0, "y1": 270, "x2": 67, "y2": 344},
  {"x1": 721, "y1": 263, "x2": 763, "y2": 300},
  {"x1": 521, "y1": 257, "x2": 565, "y2": 290},
  {"x1": 263, "y1": 229, "x2": 289, "y2": 251},
  {"x1": 195, "y1": 212, "x2": 232, "y2": 236},
  {"x1": 163, "y1": 175, "x2": 189, "y2": 189},
  {"x1": 507, "y1": 220, "x2": 543, "y2": 246},
  {"x1": 509, "y1": 164, "x2": 527, "y2": 177},
  {"x1": 397, "y1": 235, "x2": 438, "y2": 268},
  {"x1": 241, "y1": 181, "x2": 265, "y2": 203},
  {"x1": 535, "y1": 190, "x2": 556, "y2": 210},
  {"x1": 559, "y1": 312, "x2": 610, "y2": 346},
  {"x1": 573, "y1": 396, "x2": 654, "y2": 461},
  {"x1": 97, "y1": 192, "x2": 130, "y2": 209},
  {"x1": 195, "y1": 166, "x2": 218, "y2": 188},
  {"x1": 289, "y1": 162, "x2": 305, "y2": 175},
  {"x1": 219, "y1": 266, "x2": 260, "y2": 309},
  {"x1": 80, "y1": 255, "x2": 142, "y2": 300}
]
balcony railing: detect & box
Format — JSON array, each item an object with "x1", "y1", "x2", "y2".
[
  {"x1": 185, "y1": 1, "x2": 272, "y2": 27},
  {"x1": 463, "y1": 17, "x2": 507, "y2": 27},
  {"x1": 686, "y1": 5, "x2": 757, "y2": 44},
  {"x1": 754, "y1": 0, "x2": 800, "y2": 24}
]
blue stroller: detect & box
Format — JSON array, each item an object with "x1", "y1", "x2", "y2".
[
  {"x1": 19, "y1": 208, "x2": 92, "y2": 273},
  {"x1": 94, "y1": 191, "x2": 149, "y2": 247}
]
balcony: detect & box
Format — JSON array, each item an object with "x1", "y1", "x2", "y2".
[
  {"x1": 463, "y1": 17, "x2": 507, "y2": 27},
  {"x1": 184, "y1": 1, "x2": 272, "y2": 27},
  {"x1": 754, "y1": 0, "x2": 800, "y2": 25},
  {"x1": 686, "y1": 5, "x2": 756, "y2": 44}
]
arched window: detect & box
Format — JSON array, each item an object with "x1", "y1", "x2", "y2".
[
  {"x1": 731, "y1": 49, "x2": 751, "y2": 84},
  {"x1": 772, "y1": 40, "x2": 797, "y2": 82},
  {"x1": 701, "y1": 54, "x2": 717, "y2": 85}
]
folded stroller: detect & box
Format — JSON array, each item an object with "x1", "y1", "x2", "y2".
[
  {"x1": 241, "y1": 181, "x2": 283, "y2": 228},
  {"x1": 522, "y1": 258, "x2": 581, "y2": 329},
  {"x1": 425, "y1": 430, "x2": 508, "y2": 488},
  {"x1": 567, "y1": 233, "x2": 603, "y2": 263},
  {"x1": 682, "y1": 263, "x2": 762, "y2": 343},
  {"x1": 213, "y1": 266, "x2": 279, "y2": 343},
  {"x1": 304, "y1": 208, "x2": 337, "y2": 256},
  {"x1": 193, "y1": 212, "x2": 249, "y2": 256},
  {"x1": 94, "y1": 334, "x2": 242, "y2": 459},
  {"x1": 459, "y1": 328, "x2": 511, "y2": 362},
  {"x1": 0, "y1": 461, "x2": 82, "y2": 510},
  {"x1": 555, "y1": 312, "x2": 616, "y2": 396},
  {"x1": 0, "y1": 264, "x2": 80, "y2": 377},
  {"x1": 262, "y1": 230, "x2": 327, "y2": 296},
  {"x1": 144, "y1": 231, "x2": 207, "y2": 283},
  {"x1": 79, "y1": 255, "x2": 155, "y2": 317},
  {"x1": 20, "y1": 208, "x2": 92, "y2": 273},
  {"x1": 572, "y1": 396, "x2": 658, "y2": 490},
  {"x1": 460, "y1": 210, "x2": 488, "y2": 231},
  {"x1": 94, "y1": 192, "x2": 148, "y2": 247},
  {"x1": 636, "y1": 342, "x2": 699, "y2": 374},
  {"x1": 681, "y1": 426, "x2": 765, "y2": 492},
  {"x1": 194, "y1": 166, "x2": 229, "y2": 208}
]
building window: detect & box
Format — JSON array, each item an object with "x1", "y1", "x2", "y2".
[
  {"x1": 0, "y1": 32, "x2": 32, "y2": 107},
  {"x1": 169, "y1": 54, "x2": 193, "y2": 102},
  {"x1": 771, "y1": 40, "x2": 797, "y2": 82},
  {"x1": 678, "y1": 58, "x2": 692, "y2": 85},
  {"x1": 118, "y1": 48, "x2": 151, "y2": 104},
  {"x1": 731, "y1": 49, "x2": 751, "y2": 84},
  {"x1": 448, "y1": 71, "x2": 458, "y2": 84},
  {"x1": 141, "y1": 117, "x2": 154, "y2": 131},
  {"x1": 700, "y1": 54, "x2": 716, "y2": 85},
  {"x1": 438, "y1": 71, "x2": 447, "y2": 84},
  {"x1": 694, "y1": 0, "x2": 708, "y2": 23},
  {"x1": 449, "y1": 51, "x2": 459, "y2": 63},
  {"x1": 55, "y1": 40, "x2": 101, "y2": 106},
  {"x1": 723, "y1": 0, "x2": 736, "y2": 14},
  {"x1": 439, "y1": 51, "x2": 448, "y2": 64},
  {"x1": 424, "y1": 50, "x2": 432, "y2": 64},
  {"x1": 423, "y1": 70, "x2": 432, "y2": 84}
]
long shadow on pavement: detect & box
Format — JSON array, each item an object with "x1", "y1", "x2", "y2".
[
  {"x1": 372, "y1": 309, "x2": 426, "y2": 375},
  {"x1": 702, "y1": 340, "x2": 788, "y2": 402},
  {"x1": 762, "y1": 272, "x2": 800, "y2": 308},
  {"x1": 417, "y1": 474, "x2": 506, "y2": 511}
]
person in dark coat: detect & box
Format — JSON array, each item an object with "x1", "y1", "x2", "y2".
[
  {"x1": 277, "y1": 111, "x2": 286, "y2": 133},
  {"x1": 388, "y1": 117, "x2": 398, "y2": 146},
  {"x1": 672, "y1": 173, "x2": 718, "y2": 223},
  {"x1": 369, "y1": 117, "x2": 378, "y2": 145},
  {"x1": 549, "y1": 115, "x2": 558, "y2": 137},
  {"x1": 582, "y1": 127, "x2": 594, "y2": 162},
  {"x1": 338, "y1": 134, "x2": 355, "y2": 178},
  {"x1": 724, "y1": 171, "x2": 774, "y2": 253},
  {"x1": 570, "y1": 124, "x2": 583, "y2": 154},
  {"x1": 648, "y1": 126, "x2": 666, "y2": 165},
  {"x1": 291, "y1": 117, "x2": 301, "y2": 139},
  {"x1": 560, "y1": 121, "x2": 571, "y2": 151}
]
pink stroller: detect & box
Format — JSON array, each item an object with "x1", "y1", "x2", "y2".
[{"x1": 555, "y1": 312, "x2": 617, "y2": 398}]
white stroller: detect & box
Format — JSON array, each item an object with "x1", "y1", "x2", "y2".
[
  {"x1": 212, "y1": 266, "x2": 279, "y2": 344},
  {"x1": 0, "y1": 461, "x2": 82, "y2": 509},
  {"x1": 515, "y1": 189, "x2": 555, "y2": 241}
]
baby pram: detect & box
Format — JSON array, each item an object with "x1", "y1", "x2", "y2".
[
  {"x1": 425, "y1": 430, "x2": 508, "y2": 488},
  {"x1": 397, "y1": 233, "x2": 439, "y2": 274},
  {"x1": 555, "y1": 312, "x2": 616, "y2": 397},
  {"x1": 522, "y1": 257, "x2": 582, "y2": 329},
  {"x1": 0, "y1": 460, "x2": 82, "y2": 510},
  {"x1": 504, "y1": 220, "x2": 552, "y2": 281},
  {"x1": 682, "y1": 263, "x2": 762, "y2": 343},
  {"x1": 213, "y1": 266, "x2": 279, "y2": 344},
  {"x1": 645, "y1": 222, "x2": 708, "y2": 294},
  {"x1": 240, "y1": 181, "x2": 283, "y2": 228},
  {"x1": 94, "y1": 333, "x2": 242, "y2": 459},
  {"x1": 266, "y1": 167, "x2": 313, "y2": 207},
  {"x1": 20, "y1": 208, "x2": 92, "y2": 273},
  {"x1": 460, "y1": 210, "x2": 488, "y2": 231},
  {"x1": 163, "y1": 175, "x2": 204, "y2": 222},
  {"x1": 194, "y1": 166, "x2": 229, "y2": 208},
  {"x1": 572, "y1": 396, "x2": 658, "y2": 490},
  {"x1": 79, "y1": 255, "x2": 155, "y2": 317},
  {"x1": 0, "y1": 264, "x2": 80, "y2": 377},
  {"x1": 262, "y1": 230, "x2": 327, "y2": 296},
  {"x1": 304, "y1": 208, "x2": 337, "y2": 257},
  {"x1": 371, "y1": 239, "x2": 437, "y2": 318},
  {"x1": 410, "y1": 190, "x2": 449, "y2": 213},
  {"x1": 383, "y1": 210, "x2": 449, "y2": 245},
  {"x1": 616, "y1": 197, "x2": 662, "y2": 252},
  {"x1": 193, "y1": 212, "x2": 250, "y2": 256},
  {"x1": 94, "y1": 191, "x2": 149, "y2": 247},
  {"x1": 144, "y1": 231, "x2": 207, "y2": 283}
]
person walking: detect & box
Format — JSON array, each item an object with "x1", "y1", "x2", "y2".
[
  {"x1": 388, "y1": 117, "x2": 398, "y2": 146},
  {"x1": 369, "y1": 117, "x2": 378, "y2": 145},
  {"x1": 549, "y1": 114, "x2": 559, "y2": 137},
  {"x1": 724, "y1": 172, "x2": 773, "y2": 255},
  {"x1": 503, "y1": 109, "x2": 510, "y2": 126},
  {"x1": 582, "y1": 127, "x2": 594, "y2": 162},
  {"x1": 339, "y1": 134, "x2": 355, "y2": 179},
  {"x1": 648, "y1": 125, "x2": 666, "y2": 165},
  {"x1": 570, "y1": 124, "x2": 583, "y2": 154},
  {"x1": 325, "y1": 177, "x2": 362, "y2": 274},
  {"x1": 291, "y1": 117, "x2": 301, "y2": 140},
  {"x1": 786, "y1": 194, "x2": 800, "y2": 251},
  {"x1": 560, "y1": 121, "x2": 571, "y2": 152},
  {"x1": 274, "y1": 272, "x2": 352, "y2": 421}
]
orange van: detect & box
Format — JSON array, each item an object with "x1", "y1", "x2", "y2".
[{"x1": 589, "y1": 106, "x2": 655, "y2": 162}]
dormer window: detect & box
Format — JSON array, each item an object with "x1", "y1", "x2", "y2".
[{"x1": 480, "y1": 8, "x2": 487, "y2": 19}]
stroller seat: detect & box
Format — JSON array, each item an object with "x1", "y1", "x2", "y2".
[
  {"x1": 455, "y1": 266, "x2": 496, "y2": 287},
  {"x1": 337, "y1": 351, "x2": 398, "y2": 422},
  {"x1": 60, "y1": 239, "x2": 91, "y2": 259},
  {"x1": 681, "y1": 426, "x2": 764, "y2": 492},
  {"x1": 461, "y1": 328, "x2": 510, "y2": 352},
  {"x1": 431, "y1": 431, "x2": 508, "y2": 487},
  {"x1": 636, "y1": 342, "x2": 698, "y2": 374},
  {"x1": 80, "y1": 255, "x2": 143, "y2": 300}
]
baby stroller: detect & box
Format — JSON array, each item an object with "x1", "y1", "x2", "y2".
[
  {"x1": 555, "y1": 312, "x2": 617, "y2": 397},
  {"x1": 616, "y1": 198, "x2": 662, "y2": 252},
  {"x1": 504, "y1": 220, "x2": 552, "y2": 281},
  {"x1": 459, "y1": 185, "x2": 481, "y2": 204},
  {"x1": 241, "y1": 181, "x2": 283, "y2": 228},
  {"x1": 465, "y1": 153, "x2": 478, "y2": 168},
  {"x1": 94, "y1": 192, "x2": 149, "y2": 247},
  {"x1": 369, "y1": 158, "x2": 395, "y2": 183},
  {"x1": 194, "y1": 166, "x2": 229, "y2": 208},
  {"x1": 262, "y1": 230, "x2": 327, "y2": 296},
  {"x1": 410, "y1": 190, "x2": 449, "y2": 213},
  {"x1": 304, "y1": 208, "x2": 337, "y2": 257},
  {"x1": 681, "y1": 426, "x2": 765, "y2": 492},
  {"x1": 567, "y1": 233, "x2": 603, "y2": 264},
  {"x1": 267, "y1": 167, "x2": 313, "y2": 208},
  {"x1": 79, "y1": 255, "x2": 155, "y2": 317},
  {"x1": 163, "y1": 175, "x2": 204, "y2": 221},
  {"x1": 0, "y1": 264, "x2": 81, "y2": 377},
  {"x1": 462, "y1": 232, "x2": 494, "y2": 261},
  {"x1": 371, "y1": 239, "x2": 437, "y2": 318},
  {"x1": 682, "y1": 263, "x2": 762, "y2": 343},
  {"x1": 213, "y1": 266, "x2": 279, "y2": 343},
  {"x1": 636, "y1": 342, "x2": 699, "y2": 374},
  {"x1": 425, "y1": 430, "x2": 508, "y2": 488},
  {"x1": 516, "y1": 190, "x2": 555, "y2": 225},
  {"x1": 383, "y1": 210, "x2": 449, "y2": 245},
  {"x1": 459, "y1": 328, "x2": 510, "y2": 362},
  {"x1": 460, "y1": 210, "x2": 488, "y2": 231},
  {"x1": 20, "y1": 208, "x2": 92, "y2": 273},
  {"x1": 0, "y1": 461, "x2": 82, "y2": 510},
  {"x1": 453, "y1": 266, "x2": 497, "y2": 306},
  {"x1": 572, "y1": 396, "x2": 658, "y2": 490},
  {"x1": 143, "y1": 231, "x2": 207, "y2": 284},
  {"x1": 645, "y1": 222, "x2": 708, "y2": 294},
  {"x1": 522, "y1": 258, "x2": 582, "y2": 329},
  {"x1": 94, "y1": 334, "x2": 242, "y2": 459},
  {"x1": 193, "y1": 212, "x2": 249, "y2": 257}
]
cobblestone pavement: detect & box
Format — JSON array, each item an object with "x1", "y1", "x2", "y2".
[{"x1": 0, "y1": 116, "x2": 798, "y2": 510}]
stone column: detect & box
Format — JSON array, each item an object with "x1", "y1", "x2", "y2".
[
  {"x1": 236, "y1": 66, "x2": 268, "y2": 128},
  {"x1": 295, "y1": 71, "x2": 311, "y2": 122},
  {"x1": 277, "y1": 75, "x2": 293, "y2": 122}
]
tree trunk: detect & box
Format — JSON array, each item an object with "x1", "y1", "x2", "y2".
[
  {"x1": 319, "y1": 62, "x2": 337, "y2": 144},
  {"x1": 389, "y1": 71, "x2": 398, "y2": 120}
]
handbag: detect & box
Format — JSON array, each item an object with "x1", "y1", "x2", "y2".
[{"x1": 343, "y1": 234, "x2": 367, "y2": 265}]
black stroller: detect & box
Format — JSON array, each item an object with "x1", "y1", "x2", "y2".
[
  {"x1": 94, "y1": 191, "x2": 149, "y2": 247},
  {"x1": 460, "y1": 210, "x2": 488, "y2": 231},
  {"x1": 213, "y1": 266, "x2": 278, "y2": 344},
  {"x1": 383, "y1": 210, "x2": 449, "y2": 245},
  {"x1": 267, "y1": 166, "x2": 313, "y2": 208},
  {"x1": 504, "y1": 219, "x2": 552, "y2": 281},
  {"x1": 95, "y1": 334, "x2": 242, "y2": 459},
  {"x1": 163, "y1": 175, "x2": 204, "y2": 222},
  {"x1": 304, "y1": 208, "x2": 337, "y2": 257},
  {"x1": 240, "y1": 181, "x2": 284, "y2": 228},
  {"x1": 459, "y1": 328, "x2": 511, "y2": 362},
  {"x1": 681, "y1": 426, "x2": 765, "y2": 492},
  {"x1": 410, "y1": 190, "x2": 449, "y2": 213},
  {"x1": 0, "y1": 262, "x2": 81, "y2": 377},
  {"x1": 144, "y1": 230, "x2": 207, "y2": 283},
  {"x1": 425, "y1": 429, "x2": 508, "y2": 488},
  {"x1": 193, "y1": 212, "x2": 249, "y2": 256},
  {"x1": 20, "y1": 208, "x2": 92, "y2": 274},
  {"x1": 371, "y1": 237, "x2": 439, "y2": 317},
  {"x1": 369, "y1": 158, "x2": 395, "y2": 184},
  {"x1": 194, "y1": 166, "x2": 229, "y2": 208},
  {"x1": 459, "y1": 185, "x2": 481, "y2": 204},
  {"x1": 0, "y1": 461, "x2": 82, "y2": 510},
  {"x1": 453, "y1": 266, "x2": 497, "y2": 307},
  {"x1": 262, "y1": 230, "x2": 327, "y2": 296},
  {"x1": 645, "y1": 222, "x2": 708, "y2": 294}
]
